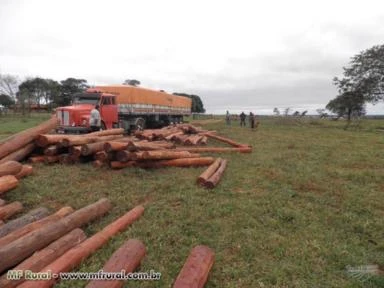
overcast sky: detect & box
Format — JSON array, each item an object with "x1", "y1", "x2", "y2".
[{"x1": 1, "y1": 0, "x2": 384, "y2": 114}]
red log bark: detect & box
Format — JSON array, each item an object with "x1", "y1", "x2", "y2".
[
  {"x1": 0, "y1": 117, "x2": 57, "y2": 160},
  {"x1": 28, "y1": 155, "x2": 46, "y2": 163},
  {"x1": 0, "y1": 228, "x2": 87, "y2": 288},
  {"x1": 137, "y1": 157, "x2": 215, "y2": 168},
  {"x1": 201, "y1": 133, "x2": 247, "y2": 147},
  {"x1": 174, "y1": 147, "x2": 252, "y2": 153},
  {"x1": 0, "y1": 175, "x2": 19, "y2": 195},
  {"x1": 141, "y1": 150, "x2": 194, "y2": 160},
  {"x1": 0, "y1": 161, "x2": 23, "y2": 176},
  {"x1": 0, "y1": 199, "x2": 111, "y2": 273},
  {"x1": 86, "y1": 239, "x2": 146, "y2": 288},
  {"x1": 15, "y1": 165, "x2": 33, "y2": 179},
  {"x1": 197, "y1": 158, "x2": 222, "y2": 185},
  {"x1": 205, "y1": 159, "x2": 228, "y2": 189},
  {"x1": 0, "y1": 143, "x2": 36, "y2": 164},
  {"x1": 173, "y1": 245, "x2": 215, "y2": 288},
  {"x1": 0, "y1": 201, "x2": 23, "y2": 220},
  {"x1": 19, "y1": 205, "x2": 145, "y2": 288}
]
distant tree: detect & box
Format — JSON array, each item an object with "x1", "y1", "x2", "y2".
[
  {"x1": 301, "y1": 110, "x2": 308, "y2": 117},
  {"x1": 173, "y1": 92, "x2": 205, "y2": 113},
  {"x1": 123, "y1": 79, "x2": 141, "y2": 86},
  {"x1": 292, "y1": 111, "x2": 300, "y2": 117},
  {"x1": 18, "y1": 78, "x2": 61, "y2": 112},
  {"x1": 0, "y1": 74, "x2": 19, "y2": 100},
  {"x1": 273, "y1": 107, "x2": 280, "y2": 116},
  {"x1": 326, "y1": 91, "x2": 366, "y2": 121},
  {"x1": 284, "y1": 107, "x2": 291, "y2": 116},
  {"x1": 0, "y1": 94, "x2": 15, "y2": 107},
  {"x1": 59, "y1": 78, "x2": 89, "y2": 106}
]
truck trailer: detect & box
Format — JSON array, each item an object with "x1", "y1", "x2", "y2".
[{"x1": 56, "y1": 85, "x2": 192, "y2": 133}]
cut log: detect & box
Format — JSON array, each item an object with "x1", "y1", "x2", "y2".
[
  {"x1": 0, "y1": 175, "x2": 19, "y2": 195},
  {"x1": 0, "y1": 228, "x2": 87, "y2": 288},
  {"x1": 184, "y1": 135, "x2": 203, "y2": 146},
  {"x1": 0, "y1": 206, "x2": 74, "y2": 247},
  {"x1": 115, "y1": 150, "x2": 142, "y2": 162},
  {"x1": 0, "y1": 143, "x2": 36, "y2": 164},
  {"x1": 165, "y1": 131, "x2": 184, "y2": 141},
  {"x1": 200, "y1": 136, "x2": 208, "y2": 145},
  {"x1": 197, "y1": 158, "x2": 222, "y2": 186},
  {"x1": 0, "y1": 201, "x2": 23, "y2": 220},
  {"x1": 44, "y1": 155, "x2": 60, "y2": 164},
  {"x1": 94, "y1": 151, "x2": 108, "y2": 162},
  {"x1": 110, "y1": 161, "x2": 136, "y2": 169},
  {"x1": 201, "y1": 133, "x2": 246, "y2": 147},
  {"x1": 43, "y1": 145, "x2": 62, "y2": 156},
  {"x1": 0, "y1": 207, "x2": 49, "y2": 238},
  {"x1": 58, "y1": 154, "x2": 73, "y2": 164},
  {"x1": 86, "y1": 239, "x2": 146, "y2": 288},
  {"x1": 205, "y1": 159, "x2": 228, "y2": 189},
  {"x1": 19, "y1": 205, "x2": 145, "y2": 288},
  {"x1": 173, "y1": 245, "x2": 215, "y2": 288},
  {"x1": 0, "y1": 161, "x2": 23, "y2": 176},
  {"x1": 28, "y1": 155, "x2": 46, "y2": 163},
  {"x1": 0, "y1": 198, "x2": 111, "y2": 273},
  {"x1": 137, "y1": 157, "x2": 215, "y2": 169},
  {"x1": 0, "y1": 199, "x2": 5, "y2": 206},
  {"x1": 173, "y1": 134, "x2": 189, "y2": 144},
  {"x1": 88, "y1": 128, "x2": 125, "y2": 137},
  {"x1": 104, "y1": 141, "x2": 131, "y2": 153},
  {"x1": 15, "y1": 165, "x2": 33, "y2": 179},
  {"x1": 35, "y1": 134, "x2": 67, "y2": 147},
  {"x1": 174, "y1": 147, "x2": 252, "y2": 153},
  {"x1": 141, "y1": 150, "x2": 195, "y2": 160},
  {"x1": 127, "y1": 142, "x2": 167, "y2": 151},
  {"x1": 69, "y1": 145, "x2": 82, "y2": 157},
  {"x1": 81, "y1": 141, "x2": 107, "y2": 156},
  {"x1": 61, "y1": 134, "x2": 123, "y2": 147},
  {"x1": 92, "y1": 160, "x2": 106, "y2": 168},
  {"x1": 0, "y1": 117, "x2": 57, "y2": 160}
]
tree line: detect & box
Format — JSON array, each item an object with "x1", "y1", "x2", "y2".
[{"x1": 0, "y1": 76, "x2": 206, "y2": 114}]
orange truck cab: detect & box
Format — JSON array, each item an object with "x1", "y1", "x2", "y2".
[{"x1": 56, "y1": 85, "x2": 192, "y2": 134}]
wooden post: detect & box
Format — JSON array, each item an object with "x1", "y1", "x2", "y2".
[
  {"x1": 0, "y1": 201, "x2": 23, "y2": 220},
  {"x1": 19, "y1": 205, "x2": 145, "y2": 288},
  {"x1": 0, "y1": 198, "x2": 112, "y2": 273},
  {"x1": 0, "y1": 117, "x2": 57, "y2": 160},
  {"x1": 15, "y1": 165, "x2": 33, "y2": 179},
  {"x1": 0, "y1": 175, "x2": 19, "y2": 195},
  {"x1": 205, "y1": 159, "x2": 228, "y2": 189},
  {"x1": 0, "y1": 228, "x2": 87, "y2": 288},
  {"x1": 0, "y1": 206, "x2": 74, "y2": 247},
  {"x1": 0, "y1": 207, "x2": 49, "y2": 238},
  {"x1": 173, "y1": 245, "x2": 215, "y2": 288},
  {"x1": 86, "y1": 239, "x2": 146, "y2": 288},
  {"x1": 197, "y1": 158, "x2": 222, "y2": 186},
  {"x1": 0, "y1": 161, "x2": 23, "y2": 176}
]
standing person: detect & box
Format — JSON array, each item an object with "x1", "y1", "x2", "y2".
[
  {"x1": 226, "y1": 110, "x2": 231, "y2": 125},
  {"x1": 89, "y1": 104, "x2": 101, "y2": 132},
  {"x1": 240, "y1": 112, "x2": 246, "y2": 127},
  {"x1": 249, "y1": 112, "x2": 255, "y2": 129}
]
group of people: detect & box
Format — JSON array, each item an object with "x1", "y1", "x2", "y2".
[{"x1": 226, "y1": 111, "x2": 257, "y2": 129}]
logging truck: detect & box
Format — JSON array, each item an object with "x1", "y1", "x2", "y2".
[{"x1": 56, "y1": 85, "x2": 192, "y2": 133}]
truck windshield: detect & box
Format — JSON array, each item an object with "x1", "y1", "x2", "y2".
[{"x1": 73, "y1": 93, "x2": 101, "y2": 105}]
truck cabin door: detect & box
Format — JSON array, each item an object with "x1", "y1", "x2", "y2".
[{"x1": 99, "y1": 95, "x2": 118, "y2": 129}]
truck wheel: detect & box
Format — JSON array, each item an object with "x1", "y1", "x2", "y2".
[{"x1": 135, "y1": 118, "x2": 145, "y2": 131}]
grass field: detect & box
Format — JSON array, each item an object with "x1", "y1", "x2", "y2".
[{"x1": 1, "y1": 115, "x2": 383, "y2": 287}]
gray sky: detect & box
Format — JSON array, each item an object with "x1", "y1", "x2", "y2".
[{"x1": 1, "y1": 0, "x2": 384, "y2": 114}]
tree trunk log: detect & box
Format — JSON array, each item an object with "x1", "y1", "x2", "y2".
[
  {"x1": 81, "y1": 142, "x2": 107, "y2": 156},
  {"x1": 28, "y1": 155, "x2": 46, "y2": 163},
  {"x1": 104, "y1": 141, "x2": 132, "y2": 153},
  {"x1": 197, "y1": 158, "x2": 222, "y2": 186},
  {"x1": 35, "y1": 135, "x2": 67, "y2": 147},
  {"x1": 138, "y1": 157, "x2": 215, "y2": 169},
  {"x1": 88, "y1": 128, "x2": 125, "y2": 137},
  {"x1": 61, "y1": 135, "x2": 123, "y2": 148},
  {"x1": 0, "y1": 143, "x2": 36, "y2": 164},
  {"x1": 0, "y1": 228, "x2": 87, "y2": 288},
  {"x1": 19, "y1": 205, "x2": 144, "y2": 288},
  {"x1": 86, "y1": 239, "x2": 146, "y2": 288},
  {"x1": 92, "y1": 160, "x2": 106, "y2": 168},
  {"x1": 0, "y1": 117, "x2": 57, "y2": 160},
  {"x1": 0, "y1": 201, "x2": 23, "y2": 220},
  {"x1": 0, "y1": 161, "x2": 23, "y2": 176},
  {"x1": 0, "y1": 175, "x2": 19, "y2": 195},
  {"x1": 0, "y1": 207, "x2": 49, "y2": 238},
  {"x1": 15, "y1": 165, "x2": 33, "y2": 179},
  {"x1": 115, "y1": 151, "x2": 142, "y2": 162},
  {"x1": 0, "y1": 199, "x2": 5, "y2": 206},
  {"x1": 110, "y1": 161, "x2": 136, "y2": 169},
  {"x1": 69, "y1": 146, "x2": 82, "y2": 157},
  {"x1": 173, "y1": 245, "x2": 215, "y2": 288},
  {"x1": 205, "y1": 159, "x2": 228, "y2": 189},
  {"x1": 174, "y1": 147, "x2": 252, "y2": 153},
  {"x1": 127, "y1": 142, "x2": 168, "y2": 151},
  {"x1": 0, "y1": 198, "x2": 111, "y2": 273},
  {"x1": 44, "y1": 155, "x2": 60, "y2": 164},
  {"x1": 43, "y1": 145, "x2": 62, "y2": 156},
  {"x1": 0, "y1": 206, "x2": 74, "y2": 247},
  {"x1": 201, "y1": 133, "x2": 246, "y2": 147},
  {"x1": 141, "y1": 150, "x2": 195, "y2": 160}
]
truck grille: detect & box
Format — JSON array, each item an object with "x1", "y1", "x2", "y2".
[{"x1": 57, "y1": 110, "x2": 70, "y2": 126}]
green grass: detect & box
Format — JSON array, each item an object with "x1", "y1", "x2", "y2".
[{"x1": 1, "y1": 115, "x2": 384, "y2": 287}]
